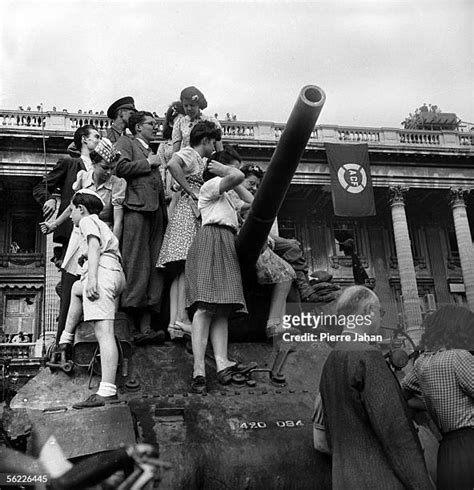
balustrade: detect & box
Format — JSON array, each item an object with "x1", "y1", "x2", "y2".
[
  {"x1": 337, "y1": 128, "x2": 380, "y2": 143},
  {"x1": 0, "y1": 108, "x2": 472, "y2": 149},
  {"x1": 399, "y1": 131, "x2": 440, "y2": 145},
  {"x1": 221, "y1": 121, "x2": 255, "y2": 139}
]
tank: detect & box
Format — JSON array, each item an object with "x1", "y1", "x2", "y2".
[{"x1": 4, "y1": 86, "x2": 336, "y2": 489}]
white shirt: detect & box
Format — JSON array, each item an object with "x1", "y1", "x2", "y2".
[
  {"x1": 199, "y1": 177, "x2": 238, "y2": 230},
  {"x1": 81, "y1": 155, "x2": 92, "y2": 172}
]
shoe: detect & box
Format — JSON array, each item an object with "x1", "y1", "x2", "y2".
[
  {"x1": 174, "y1": 320, "x2": 192, "y2": 334},
  {"x1": 191, "y1": 376, "x2": 207, "y2": 394},
  {"x1": 134, "y1": 330, "x2": 165, "y2": 346},
  {"x1": 266, "y1": 320, "x2": 300, "y2": 339},
  {"x1": 72, "y1": 393, "x2": 118, "y2": 409},
  {"x1": 217, "y1": 362, "x2": 258, "y2": 385},
  {"x1": 168, "y1": 323, "x2": 191, "y2": 340}
]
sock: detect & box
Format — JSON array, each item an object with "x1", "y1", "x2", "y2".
[
  {"x1": 97, "y1": 382, "x2": 117, "y2": 398},
  {"x1": 59, "y1": 331, "x2": 74, "y2": 344}
]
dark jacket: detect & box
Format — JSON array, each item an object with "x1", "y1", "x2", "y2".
[
  {"x1": 115, "y1": 135, "x2": 167, "y2": 216},
  {"x1": 106, "y1": 124, "x2": 123, "y2": 144},
  {"x1": 32, "y1": 157, "x2": 85, "y2": 245},
  {"x1": 320, "y1": 341, "x2": 432, "y2": 490}
]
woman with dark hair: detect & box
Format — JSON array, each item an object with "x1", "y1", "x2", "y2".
[
  {"x1": 157, "y1": 121, "x2": 222, "y2": 339},
  {"x1": 157, "y1": 101, "x2": 184, "y2": 214},
  {"x1": 402, "y1": 305, "x2": 474, "y2": 490},
  {"x1": 227, "y1": 161, "x2": 296, "y2": 338},
  {"x1": 172, "y1": 86, "x2": 223, "y2": 153}
]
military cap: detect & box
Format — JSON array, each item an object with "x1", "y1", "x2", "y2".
[
  {"x1": 180, "y1": 86, "x2": 208, "y2": 110},
  {"x1": 107, "y1": 96, "x2": 136, "y2": 119}
]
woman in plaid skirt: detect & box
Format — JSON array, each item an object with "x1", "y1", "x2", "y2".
[
  {"x1": 185, "y1": 157, "x2": 253, "y2": 394},
  {"x1": 402, "y1": 305, "x2": 474, "y2": 489}
]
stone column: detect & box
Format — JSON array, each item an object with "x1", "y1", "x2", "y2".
[
  {"x1": 389, "y1": 186, "x2": 423, "y2": 344},
  {"x1": 449, "y1": 188, "x2": 474, "y2": 310}
]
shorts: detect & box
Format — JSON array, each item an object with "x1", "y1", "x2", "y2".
[{"x1": 81, "y1": 264, "x2": 126, "y2": 322}]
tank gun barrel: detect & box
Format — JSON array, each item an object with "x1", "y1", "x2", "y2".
[{"x1": 236, "y1": 85, "x2": 326, "y2": 267}]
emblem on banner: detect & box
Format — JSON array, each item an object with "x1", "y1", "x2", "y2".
[{"x1": 337, "y1": 163, "x2": 367, "y2": 194}]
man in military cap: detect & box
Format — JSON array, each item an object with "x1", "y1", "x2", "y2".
[{"x1": 106, "y1": 96, "x2": 137, "y2": 143}]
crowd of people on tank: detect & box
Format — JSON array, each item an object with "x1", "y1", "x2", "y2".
[
  {"x1": 34, "y1": 86, "x2": 321, "y2": 406},
  {"x1": 31, "y1": 86, "x2": 473, "y2": 488}
]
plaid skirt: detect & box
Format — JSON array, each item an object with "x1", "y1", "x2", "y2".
[{"x1": 185, "y1": 224, "x2": 247, "y2": 317}]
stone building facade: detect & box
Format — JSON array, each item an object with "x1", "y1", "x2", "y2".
[{"x1": 0, "y1": 108, "x2": 473, "y2": 356}]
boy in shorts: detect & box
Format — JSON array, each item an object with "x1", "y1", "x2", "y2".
[{"x1": 58, "y1": 189, "x2": 126, "y2": 408}]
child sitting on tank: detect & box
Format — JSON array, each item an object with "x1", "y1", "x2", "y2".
[{"x1": 58, "y1": 189, "x2": 126, "y2": 409}]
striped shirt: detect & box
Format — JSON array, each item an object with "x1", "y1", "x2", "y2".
[{"x1": 401, "y1": 349, "x2": 474, "y2": 434}]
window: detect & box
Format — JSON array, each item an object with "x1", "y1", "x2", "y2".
[
  {"x1": 3, "y1": 295, "x2": 38, "y2": 341},
  {"x1": 332, "y1": 222, "x2": 356, "y2": 256},
  {"x1": 447, "y1": 229, "x2": 459, "y2": 258},
  {"x1": 10, "y1": 214, "x2": 39, "y2": 253},
  {"x1": 278, "y1": 220, "x2": 298, "y2": 240}
]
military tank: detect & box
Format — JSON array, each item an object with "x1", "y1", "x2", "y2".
[{"x1": 5, "y1": 86, "x2": 337, "y2": 489}]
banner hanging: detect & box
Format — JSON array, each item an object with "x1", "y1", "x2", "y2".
[{"x1": 325, "y1": 143, "x2": 376, "y2": 217}]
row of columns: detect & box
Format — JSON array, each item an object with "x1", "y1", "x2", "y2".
[{"x1": 389, "y1": 186, "x2": 474, "y2": 344}]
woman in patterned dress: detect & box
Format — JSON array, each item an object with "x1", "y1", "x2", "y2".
[
  {"x1": 157, "y1": 121, "x2": 222, "y2": 338},
  {"x1": 172, "y1": 86, "x2": 223, "y2": 153},
  {"x1": 157, "y1": 101, "x2": 184, "y2": 217}
]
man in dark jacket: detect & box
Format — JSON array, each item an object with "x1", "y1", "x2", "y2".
[
  {"x1": 319, "y1": 286, "x2": 432, "y2": 489},
  {"x1": 115, "y1": 111, "x2": 167, "y2": 343},
  {"x1": 33, "y1": 125, "x2": 100, "y2": 342}
]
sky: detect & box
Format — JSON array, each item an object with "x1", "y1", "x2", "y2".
[{"x1": 1, "y1": 0, "x2": 472, "y2": 128}]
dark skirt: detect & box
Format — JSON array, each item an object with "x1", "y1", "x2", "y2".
[
  {"x1": 437, "y1": 427, "x2": 474, "y2": 490},
  {"x1": 185, "y1": 224, "x2": 247, "y2": 318}
]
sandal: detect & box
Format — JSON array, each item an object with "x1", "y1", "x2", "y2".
[
  {"x1": 266, "y1": 319, "x2": 286, "y2": 338},
  {"x1": 217, "y1": 362, "x2": 258, "y2": 385},
  {"x1": 168, "y1": 321, "x2": 192, "y2": 340},
  {"x1": 265, "y1": 319, "x2": 301, "y2": 339},
  {"x1": 191, "y1": 376, "x2": 207, "y2": 394}
]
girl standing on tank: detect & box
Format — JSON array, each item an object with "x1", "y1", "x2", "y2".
[
  {"x1": 157, "y1": 121, "x2": 222, "y2": 339},
  {"x1": 185, "y1": 158, "x2": 253, "y2": 394}
]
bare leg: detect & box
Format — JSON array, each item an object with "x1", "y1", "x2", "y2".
[
  {"x1": 191, "y1": 308, "x2": 212, "y2": 378},
  {"x1": 209, "y1": 313, "x2": 235, "y2": 372},
  {"x1": 268, "y1": 280, "x2": 292, "y2": 322},
  {"x1": 169, "y1": 277, "x2": 178, "y2": 326},
  {"x1": 176, "y1": 272, "x2": 191, "y2": 332},
  {"x1": 94, "y1": 319, "x2": 118, "y2": 385},
  {"x1": 63, "y1": 280, "x2": 83, "y2": 335}
]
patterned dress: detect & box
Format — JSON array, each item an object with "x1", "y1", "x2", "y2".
[
  {"x1": 156, "y1": 147, "x2": 206, "y2": 267},
  {"x1": 228, "y1": 190, "x2": 296, "y2": 285},
  {"x1": 172, "y1": 114, "x2": 222, "y2": 150}
]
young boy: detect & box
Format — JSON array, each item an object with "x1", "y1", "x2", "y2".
[{"x1": 59, "y1": 189, "x2": 126, "y2": 409}]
